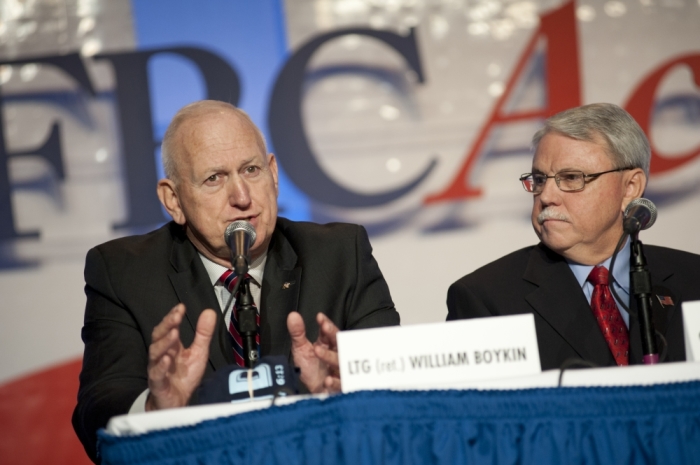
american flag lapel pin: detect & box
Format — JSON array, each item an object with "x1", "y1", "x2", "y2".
[{"x1": 656, "y1": 295, "x2": 674, "y2": 307}]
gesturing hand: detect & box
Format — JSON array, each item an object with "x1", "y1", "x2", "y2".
[
  {"x1": 146, "y1": 304, "x2": 217, "y2": 411},
  {"x1": 287, "y1": 311, "x2": 341, "y2": 394}
]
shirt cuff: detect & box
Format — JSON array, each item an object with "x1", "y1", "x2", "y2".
[{"x1": 129, "y1": 389, "x2": 149, "y2": 414}]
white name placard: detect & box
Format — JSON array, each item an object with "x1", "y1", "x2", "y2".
[
  {"x1": 683, "y1": 300, "x2": 700, "y2": 362},
  {"x1": 337, "y1": 314, "x2": 541, "y2": 393}
]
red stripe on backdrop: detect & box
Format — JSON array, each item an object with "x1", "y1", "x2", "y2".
[{"x1": 0, "y1": 358, "x2": 92, "y2": 465}]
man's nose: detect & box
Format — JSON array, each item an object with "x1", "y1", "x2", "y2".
[
  {"x1": 228, "y1": 178, "x2": 252, "y2": 208},
  {"x1": 538, "y1": 176, "x2": 560, "y2": 205}
]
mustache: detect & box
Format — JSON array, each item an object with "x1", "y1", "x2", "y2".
[{"x1": 537, "y1": 209, "x2": 570, "y2": 225}]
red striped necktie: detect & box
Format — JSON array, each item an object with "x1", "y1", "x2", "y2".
[
  {"x1": 220, "y1": 270, "x2": 260, "y2": 367},
  {"x1": 587, "y1": 266, "x2": 629, "y2": 366}
]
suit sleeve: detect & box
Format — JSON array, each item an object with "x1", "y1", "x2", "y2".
[
  {"x1": 72, "y1": 247, "x2": 149, "y2": 463},
  {"x1": 344, "y1": 225, "x2": 400, "y2": 329}
]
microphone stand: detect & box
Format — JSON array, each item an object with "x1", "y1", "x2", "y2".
[
  {"x1": 228, "y1": 237, "x2": 259, "y2": 369},
  {"x1": 629, "y1": 232, "x2": 659, "y2": 364},
  {"x1": 236, "y1": 277, "x2": 259, "y2": 368}
]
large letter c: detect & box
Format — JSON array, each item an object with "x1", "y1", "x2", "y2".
[{"x1": 268, "y1": 28, "x2": 436, "y2": 208}]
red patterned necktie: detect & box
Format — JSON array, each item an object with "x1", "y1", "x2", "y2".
[
  {"x1": 220, "y1": 270, "x2": 260, "y2": 367},
  {"x1": 587, "y1": 266, "x2": 629, "y2": 366}
]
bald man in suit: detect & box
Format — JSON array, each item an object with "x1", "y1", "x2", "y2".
[{"x1": 73, "y1": 101, "x2": 399, "y2": 462}]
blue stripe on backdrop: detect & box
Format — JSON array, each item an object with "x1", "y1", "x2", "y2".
[{"x1": 129, "y1": 0, "x2": 309, "y2": 220}]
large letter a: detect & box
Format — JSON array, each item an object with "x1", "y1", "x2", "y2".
[{"x1": 425, "y1": 0, "x2": 582, "y2": 204}]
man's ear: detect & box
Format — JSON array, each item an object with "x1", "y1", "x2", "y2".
[
  {"x1": 157, "y1": 179, "x2": 185, "y2": 224},
  {"x1": 621, "y1": 168, "x2": 647, "y2": 212},
  {"x1": 268, "y1": 153, "x2": 279, "y2": 197}
]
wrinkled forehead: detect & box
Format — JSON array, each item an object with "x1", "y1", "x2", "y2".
[
  {"x1": 175, "y1": 112, "x2": 265, "y2": 166},
  {"x1": 531, "y1": 131, "x2": 614, "y2": 171},
  {"x1": 181, "y1": 110, "x2": 251, "y2": 142}
]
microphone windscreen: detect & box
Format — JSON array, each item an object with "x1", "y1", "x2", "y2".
[
  {"x1": 624, "y1": 198, "x2": 657, "y2": 231},
  {"x1": 224, "y1": 220, "x2": 257, "y2": 244}
]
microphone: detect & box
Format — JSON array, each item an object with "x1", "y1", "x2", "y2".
[
  {"x1": 624, "y1": 198, "x2": 660, "y2": 364},
  {"x1": 623, "y1": 198, "x2": 657, "y2": 234},
  {"x1": 224, "y1": 220, "x2": 257, "y2": 275}
]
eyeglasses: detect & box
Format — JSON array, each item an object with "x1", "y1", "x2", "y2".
[{"x1": 519, "y1": 167, "x2": 634, "y2": 193}]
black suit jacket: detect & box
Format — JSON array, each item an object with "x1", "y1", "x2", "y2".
[
  {"x1": 447, "y1": 243, "x2": 700, "y2": 371},
  {"x1": 73, "y1": 217, "x2": 399, "y2": 462}
]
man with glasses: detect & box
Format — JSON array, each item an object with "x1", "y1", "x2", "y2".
[{"x1": 447, "y1": 103, "x2": 700, "y2": 370}]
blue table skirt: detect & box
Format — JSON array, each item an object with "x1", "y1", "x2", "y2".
[{"x1": 98, "y1": 381, "x2": 700, "y2": 465}]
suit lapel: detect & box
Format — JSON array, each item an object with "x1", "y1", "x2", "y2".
[
  {"x1": 523, "y1": 245, "x2": 614, "y2": 366},
  {"x1": 260, "y1": 225, "x2": 302, "y2": 359},
  {"x1": 167, "y1": 227, "x2": 233, "y2": 371}
]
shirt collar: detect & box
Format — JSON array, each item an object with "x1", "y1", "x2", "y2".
[
  {"x1": 198, "y1": 251, "x2": 267, "y2": 287},
  {"x1": 567, "y1": 237, "x2": 631, "y2": 290}
]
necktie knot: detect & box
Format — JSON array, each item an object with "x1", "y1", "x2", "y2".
[
  {"x1": 220, "y1": 270, "x2": 254, "y2": 292},
  {"x1": 587, "y1": 266, "x2": 609, "y2": 286},
  {"x1": 219, "y1": 269, "x2": 238, "y2": 292}
]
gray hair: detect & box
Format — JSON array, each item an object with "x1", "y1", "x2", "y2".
[
  {"x1": 532, "y1": 103, "x2": 650, "y2": 177},
  {"x1": 161, "y1": 100, "x2": 268, "y2": 182}
]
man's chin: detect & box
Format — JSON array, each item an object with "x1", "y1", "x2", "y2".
[{"x1": 539, "y1": 233, "x2": 574, "y2": 255}]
